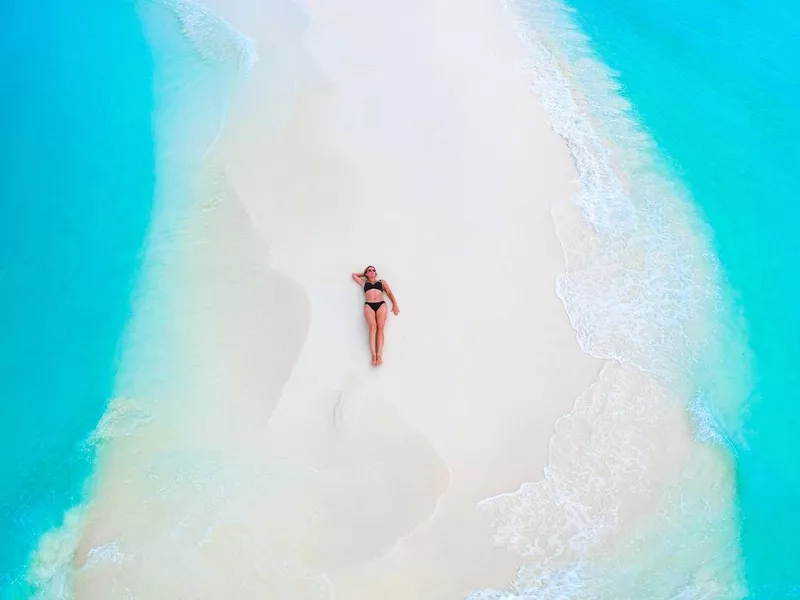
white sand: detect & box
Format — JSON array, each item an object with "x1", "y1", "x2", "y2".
[{"x1": 56, "y1": 0, "x2": 603, "y2": 597}]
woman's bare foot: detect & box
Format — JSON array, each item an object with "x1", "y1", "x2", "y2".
[
  {"x1": 376, "y1": 355, "x2": 383, "y2": 366},
  {"x1": 371, "y1": 355, "x2": 378, "y2": 367}
]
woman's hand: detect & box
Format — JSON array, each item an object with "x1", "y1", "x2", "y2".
[{"x1": 383, "y1": 281, "x2": 400, "y2": 315}]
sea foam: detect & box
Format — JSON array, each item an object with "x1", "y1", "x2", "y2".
[
  {"x1": 469, "y1": 0, "x2": 750, "y2": 597},
  {"x1": 156, "y1": 0, "x2": 258, "y2": 73}
]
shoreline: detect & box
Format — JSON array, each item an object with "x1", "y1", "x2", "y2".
[
  {"x1": 201, "y1": 0, "x2": 602, "y2": 594},
  {"x1": 63, "y1": 0, "x2": 600, "y2": 595},
  {"x1": 26, "y1": 0, "x2": 745, "y2": 597}
]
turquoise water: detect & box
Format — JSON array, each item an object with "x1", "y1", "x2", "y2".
[
  {"x1": 0, "y1": 0, "x2": 155, "y2": 593},
  {"x1": 2, "y1": 0, "x2": 797, "y2": 597},
  {"x1": 563, "y1": 0, "x2": 800, "y2": 595}
]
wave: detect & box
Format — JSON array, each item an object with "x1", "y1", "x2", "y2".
[
  {"x1": 23, "y1": 0, "x2": 754, "y2": 596},
  {"x1": 504, "y1": 0, "x2": 721, "y2": 378},
  {"x1": 155, "y1": 0, "x2": 258, "y2": 73},
  {"x1": 468, "y1": 0, "x2": 752, "y2": 597}
]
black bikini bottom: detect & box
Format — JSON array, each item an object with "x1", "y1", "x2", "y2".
[{"x1": 365, "y1": 301, "x2": 385, "y2": 313}]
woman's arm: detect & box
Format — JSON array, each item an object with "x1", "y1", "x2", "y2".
[
  {"x1": 383, "y1": 281, "x2": 400, "y2": 315},
  {"x1": 352, "y1": 272, "x2": 365, "y2": 285}
]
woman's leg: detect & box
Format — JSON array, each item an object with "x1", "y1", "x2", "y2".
[
  {"x1": 363, "y1": 304, "x2": 378, "y2": 365},
  {"x1": 375, "y1": 303, "x2": 388, "y2": 364}
]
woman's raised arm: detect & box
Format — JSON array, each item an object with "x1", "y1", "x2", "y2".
[{"x1": 351, "y1": 272, "x2": 365, "y2": 285}]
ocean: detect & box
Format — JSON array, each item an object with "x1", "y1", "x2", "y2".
[
  {"x1": 0, "y1": 0, "x2": 155, "y2": 595},
  {"x1": 562, "y1": 0, "x2": 800, "y2": 595},
  {"x1": 0, "y1": 0, "x2": 253, "y2": 594},
  {"x1": 471, "y1": 0, "x2": 798, "y2": 597},
  {"x1": 2, "y1": 0, "x2": 797, "y2": 597}
]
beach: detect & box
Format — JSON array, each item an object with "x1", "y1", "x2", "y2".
[
  {"x1": 24, "y1": 0, "x2": 748, "y2": 597},
  {"x1": 38, "y1": 0, "x2": 600, "y2": 595}
]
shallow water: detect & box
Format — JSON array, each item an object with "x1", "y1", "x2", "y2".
[
  {"x1": 469, "y1": 0, "x2": 752, "y2": 596},
  {"x1": 472, "y1": 0, "x2": 800, "y2": 595},
  {"x1": 563, "y1": 0, "x2": 800, "y2": 594},
  {"x1": 5, "y1": 0, "x2": 796, "y2": 597},
  {"x1": 0, "y1": 0, "x2": 155, "y2": 593}
]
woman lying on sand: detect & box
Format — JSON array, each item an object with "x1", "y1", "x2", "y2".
[{"x1": 351, "y1": 265, "x2": 400, "y2": 366}]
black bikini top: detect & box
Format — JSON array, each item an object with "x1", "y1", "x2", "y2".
[{"x1": 364, "y1": 279, "x2": 384, "y2": 292}]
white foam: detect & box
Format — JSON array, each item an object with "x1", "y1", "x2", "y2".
[
  {"x1": 27, "y1": 506, "x2": 87, "y2": 600},
  {"x1": 471, "y1": 0, "x2": 749, "y2": 597},
  {"x1": 154, "y1": 0, "x2": 258, "y2": 74},
  {"x1": 88, "y1": 398, "x2": 153, "y2": 444},
  {"x1": 468, "y1": 563, "x2": 586, "y2": 599},
  {"x1": 503, "y1": 0, "x2": 723, "y2": 379},
  {"x1": 83, "y1": 541, "x2": 132, "y2": 569},
  {"x1": 688, "y1": 390, "x2": 737, "y2": 452},
  {"x1": 476, "y1": 364, "x2": 672, "y2": 564}
]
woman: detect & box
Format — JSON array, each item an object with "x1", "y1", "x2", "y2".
[{"x1": 351, "y1": 265, "x2": 400, "y2": 366}]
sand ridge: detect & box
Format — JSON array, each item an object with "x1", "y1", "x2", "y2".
[{"x1": 61, "y1": 0, "x2": 600, "y2": 596}]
